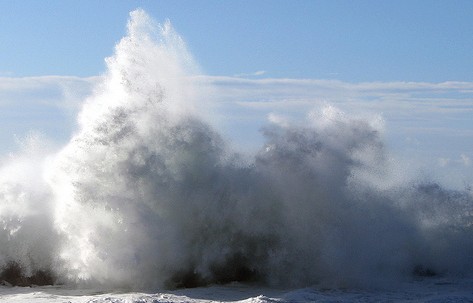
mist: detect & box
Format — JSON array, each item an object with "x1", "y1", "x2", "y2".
[{"x1": 0, "y1": 9, "x2": 472, "y2": 291}]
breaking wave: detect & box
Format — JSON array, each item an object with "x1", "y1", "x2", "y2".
[{"x1": 1, "y1": 9, "x2": 473, "y2": 290}]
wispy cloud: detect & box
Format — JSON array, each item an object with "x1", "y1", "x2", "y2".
[
  {"x1": 192, "y1": 76, "x2": 473, "y2": 176},
  {"x1": 1, "y1": 75, "x2": 472, "y2": 170},
  {"x1": 3, "y1": 75, "x2": 472, "y2": 131},
  {"x1": 233, "y1": 70, "x2": 267, "y2": 77},
  {"x1": 0, "y1": 76, "x2": 98, "y2": 107},
  {"x1": 0, "y1": 76, "x2": 98, "y2": 153},
  {"x1": 194, "y1": 76, "x2": 473, "y2": 131}
]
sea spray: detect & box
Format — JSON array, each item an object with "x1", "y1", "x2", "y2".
[
  {"x1": 1, "y1": 9, "x2": 473, "y2": 290},
  {"x1": 0, "y1": 133, "x2": 57, "y2": 285},
  {"x1": 46, "y1": 9, "x2": 275, "y2": 288}
]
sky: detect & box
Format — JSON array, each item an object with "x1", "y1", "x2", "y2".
[
  {"x1": 2, "y1": 1, "x2": 473, "y2": 81},
  {"x1": 0, "y1": 1, "x2": 472, "y2": 187}
]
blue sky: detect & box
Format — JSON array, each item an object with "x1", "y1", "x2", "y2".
[
  {"x1": 0, "y1": 1, "x2": 473, "y2": 187},
  {"x1": 1, "y1": 1, "x2": 473, "y2": 81}
]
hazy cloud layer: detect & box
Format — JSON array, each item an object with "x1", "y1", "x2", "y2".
[
  {"x1": 0, "y1": 76, "x2": 97, "y2": 153},
  {"x1": 0, "y1": 75, "x2": 472, "y2": 185},
  {"x1": 194, "y1": 76, "x2": 473, "y2": 159}
]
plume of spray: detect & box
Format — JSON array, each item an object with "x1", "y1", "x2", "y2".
[{"x1": 1, "y1": 9, "x2": 473, "y2": 290}]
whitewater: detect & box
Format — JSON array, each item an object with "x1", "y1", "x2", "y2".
[{"x1": 1, "y1": 9, "x2": 473, "y2": 302}]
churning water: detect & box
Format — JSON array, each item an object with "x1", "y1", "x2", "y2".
[{"x1": 1, "y1": 9, "x2": 472, "y2": 291}]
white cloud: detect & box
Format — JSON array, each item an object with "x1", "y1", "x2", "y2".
[
  {"x1": 194, "y1": 76, "x2": 473, "y2": 131},
  {"x1": 1, "y1": 75, "x2": 473, "y2": 171},
  {"x1": 192, "y1": 76, "x2": 473, "y2": 176},
  {"x1": 0, "y1": 76, "x2": 98, "y2": 107},
  {"x1": 233, "y1": 70, "x2": 266, "y2": 77},
  {"x1": 3, "y1": 75, "x2": 473, "y2": 132},
  {"x1": 0, "y1": 76, "x2": 98, "y2": 153}
]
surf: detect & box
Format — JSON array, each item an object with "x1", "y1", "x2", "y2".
[{"x1": 0, "y1": 9, "x2": 472, "y2": 290}]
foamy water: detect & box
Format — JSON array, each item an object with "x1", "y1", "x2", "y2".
[{"x1": 0, "y1": 9, "x2": 472, "y2": 293}]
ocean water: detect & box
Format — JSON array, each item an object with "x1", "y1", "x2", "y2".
[
  {"x1": 2, "y1": 279, "x2": 473, "y2": 302},
  {"x1": 1, "y1": 9, "x2": 473, "y2": 302}
]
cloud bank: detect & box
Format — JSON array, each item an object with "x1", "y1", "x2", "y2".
[{"x1": 1, "y1": 54, "x2": 472, "y2": 186}]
